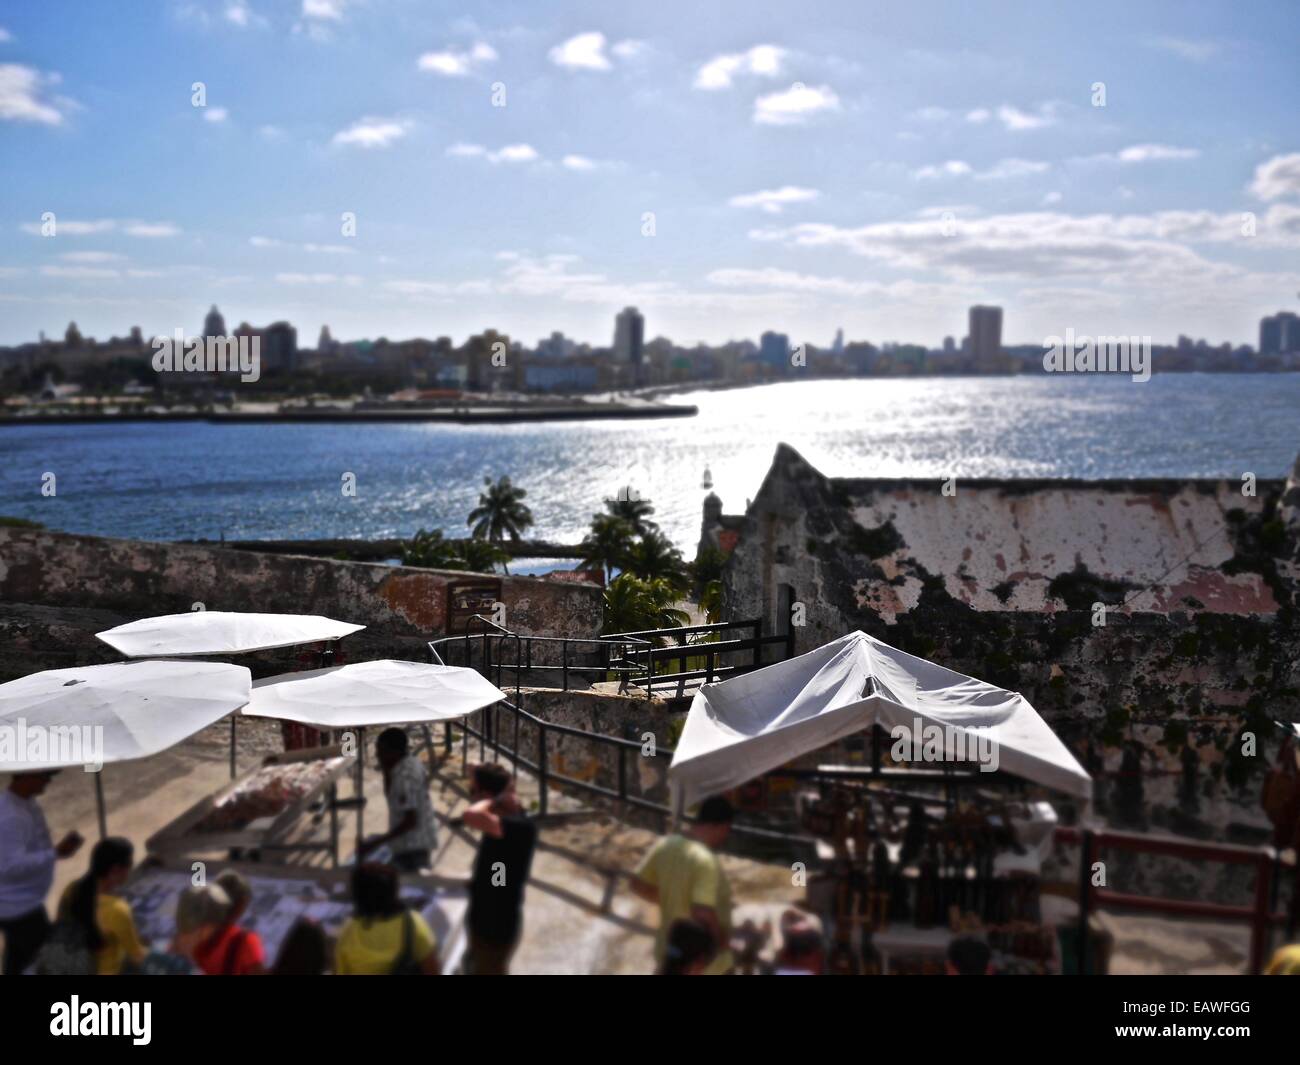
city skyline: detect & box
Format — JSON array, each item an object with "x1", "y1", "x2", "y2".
[{"x1": 2, "y1": 1, "x2": 1299, "y2": 348}]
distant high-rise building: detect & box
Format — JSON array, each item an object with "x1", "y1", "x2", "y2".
[
  {"x1": 759, "y1": 330, "x2": 790, "y2": 371},
  {"x1": 943, "y1": 335, "x2": 956, "y2": 354},
  {"x1": 968, "y1": 305, "x2": 1003, "y2": 362},
  {"x1": 614, "y1": 307, "x2": 645, "y2": 384},
  {"x1": 1260, "y1": 312, "x2": 1300, "y2": 355},
  {"x1": 832, "y1": 328, "x2": 845, "y2": 355},
  {"x1": 204, "y1": 305, "x2": 226, "y2": 338},
  {"x1": 317, "y1": 325, "x2": 338, "y2": 355}
]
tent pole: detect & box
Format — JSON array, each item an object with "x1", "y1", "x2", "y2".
[
  {"x1": 355, "y1": 725, "x2": 366, "y2": 855},
  {"x1": 229, "y1": 714, "x2": 238, "y2": 780},
  {"x1": 94, "y1": 772, "x2": 108, "y2": 839}
]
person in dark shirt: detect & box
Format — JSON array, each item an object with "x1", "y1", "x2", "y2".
[{"x1": 462, "y1": 762, "x2": 536, "y2": 975}]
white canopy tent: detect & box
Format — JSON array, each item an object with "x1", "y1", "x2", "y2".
[
  {"x1": 96, "y1": 611, "x2": 365, "y2": 658},
  {"x1": 668, "y1": 631, "x2": 1091, "y2": 809},
  {"x1": 0, "y1": 660, "x2": 252, "y2": 836}
]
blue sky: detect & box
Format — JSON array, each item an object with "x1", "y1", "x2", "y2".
[{"x1": 1, "y1": 0, "x2": 1298, "y2": 349}]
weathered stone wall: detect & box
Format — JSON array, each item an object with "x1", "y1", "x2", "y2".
[
  {"x1": 720, "y1": 445, "x2": 1300, "y2": 852},
  {"x1": 0, "y1": 527, "x2": 602, "y2": 679}
]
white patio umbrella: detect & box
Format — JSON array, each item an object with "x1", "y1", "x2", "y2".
[
  {"x1": 96, "y1": 611, "x2": 365, "y2": 781},
  {"x1": 243, "y1": 660, "x2": 507, "y2": 849},
  {"x1": 0, "y1": 660, "x2": 252, "y2": 836},
  {"x1": 96, "y1": 611, "x2": 365, "y2": 657}
]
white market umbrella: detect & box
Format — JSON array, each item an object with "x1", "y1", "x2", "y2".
[
  {"x1": 243, "y1": 659, "x2": 506, "y2": 728},
  {"x1": 0, "y1": 660, "x2": 252, "y2": 836},
  {"x1": 243, "y1": 660, "x2": 506, "y2": 851},
  {"x1": 668, "y1": 630, "x2": 1092, "y2": 810},
  {"x1": 96, "y1": 611, "x2": 365, "y2": 658}
]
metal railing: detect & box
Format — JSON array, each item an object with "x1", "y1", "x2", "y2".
[
  {"x1": 1057, "y1": 825, "x2": 1298, "y2": 975},
  {"x1": 604, "y1": 618, "x2": 796, "y2": 697},
  {"x1": 429, "y1": 616, "x2": 652, "y2": 694}
]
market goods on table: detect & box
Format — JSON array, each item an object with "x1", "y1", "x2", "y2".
[{"x1": 192, "y1": 757, "x2": 350, "y2": 833}]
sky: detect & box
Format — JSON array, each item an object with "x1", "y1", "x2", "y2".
[{"x1": 1, "y1": 0, "x2": 1298, "y2": 350}]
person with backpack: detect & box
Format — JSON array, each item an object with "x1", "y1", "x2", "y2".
[
  {"x1": 334, "y1": 862, "x2": 440, "y2": 975},
  {"x1": 51, "y1": 836, "x2": 145, "y2": 975},
  {"x1": 0, "y1": 769, "x2": 83, "y2": 975},
  {"x1": 192, "y1": 869, "x2": 266, "y2": 976}
]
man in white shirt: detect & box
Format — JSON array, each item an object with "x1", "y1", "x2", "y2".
[
  {"x1": 358, "y1": 728, "x2": 438, "y2": 873},
  {"x1": 0, "y1": 770, "x2": 84, "y2": 974}
]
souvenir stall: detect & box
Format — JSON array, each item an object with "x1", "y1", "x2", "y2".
[{"x1": 668, "y1": 631, "x2": 1093, "y2": 975}]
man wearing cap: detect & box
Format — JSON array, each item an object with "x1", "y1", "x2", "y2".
[{"x1": 0, "y1": 770, "x2": 84, "y2": 975}]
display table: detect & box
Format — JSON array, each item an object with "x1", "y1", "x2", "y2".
[
  {"x1": 121, "y1": 859, "x2": 468, "y2": 973},
  {"x1": 146, "y1": 744, "x2": 356, "y2": 865},
  {"x1": 872, "y1": 924, "x2": 954, "y2": 973}
]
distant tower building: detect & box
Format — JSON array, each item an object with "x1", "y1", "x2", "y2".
[
  {"x1": 968, "y1": 305, "x2": 1003, "y2": 362},
  {"x1": 64, "y1": 321, "x2": 83, "y2": 347},
  {"x1": 318, "y1": 325, "x2": 336, "y2": 354},
  {"x1": 759, "y1": 330, "x2": 791, "y2": 372},
  {"x1": 1260, "y1": 312, "x2": 1300, "y2": 355},
  {"x1": 614, "y1": 307, "x2": 645, "y2": 383},
  {"x1": 204, "y1": 305, "x2": 227, "y2": 338},
  {"x1": 943, "y1": 335, "x2": 956, "y2": 354},
  {"x1": 832, "y1": 328, "x2": 845, "y2": 355}
]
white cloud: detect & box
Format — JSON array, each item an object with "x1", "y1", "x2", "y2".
[
  {"x1": 489, "y1": 143, "x2": 538, "y2": 164},
  {"x1": 259, "y1": 124, "x2": 283, "y2": 140},
  {"x1": 20, "y1": 219, "x2": 114, "y2": 236},
  {"x1": 610, "y1": 39, "x2": 646, "y2": 60},
  {"x1": 302, "y1": 0, "x2": 344, "y2": 21},
  {"x1": 203, "y1": 106, "x2": 229, "y2": 123},
  {"x1": 250, "y1": 236, "x2": 284, "y2": 247},
  {"x1": 276, "y1": 272, "x2": 361, "y2": 285},
  {"x1": 753, "y1": 83, "x2": 840, "y2": 126},
  {"x1": 303, "y1": 242, "x2": 353, "y2": 254},
  {"x1": 1150, "y1": 36, "x2": 1219, "y2": 62},
  {"x1": 124, "y1": 222, "x2": 180, "y2": 237},
  {"x1": 1079, "y1": 143, "x2": 1201, "y2": 164},
  {"x1": 41, "y1": 265, "x2": 119, "y2": 280},
  {"x1": 224, "y1": 3, "x2": 267, "y2": 29},
  {"x1": 966, "y1": 108, "x2": 991, "y2": 124},
  {"x1": 0, "y1": 63, "x2": 66, "y2": 124},
  {"x1": 561, "y1": 154, "x2": 597, "y2": 171},
  {"x1": 695, "y1": 45, "x2": 785, "y2": 90},
  {"x1": 60, "y1": 251, "x2": 125, "y2": 263},
  {"x1": 417, "y1": 41, "x2": 497, "y2": 76},
  {"x1": 1250, "y1": 153, "x2": 1300, "y2": 201},
  {"x1": 446, "y1": 142, "x2": 485, "y2": 157},
  {"x1": 1043, "y1": 191, "x2": 1063, "y2": 205},
  {"x1": 0, "y1": 28, "x2": 11, "y2": 43},
  {"x1": 332, "y1": 117, "x2": 408, "y2": 149},
  {"x1": 914, "y1": 160, "x2": 973, "y2": 180},
  {"x1": 549, "y1": 31, "x2": 612, "y2": 71},
  {"x1": 996, "y1": 103, "x2": 1059, "y2": 131},
  {"x1": 728, "y1": 186, "x2": 820, "y2": 213},
  {"x1": 975, "y1": 158, "x2": 1051, "y2": 181},
  {"x1": 911, "y1": 106, "x2": 950, "y2": 122}
]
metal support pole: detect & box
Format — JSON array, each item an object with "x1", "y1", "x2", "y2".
[
  {"x1": 329, "y1": 782, "x2": 339, "y2": 868},
  {"x1": 354, "y1": 725, "x2": 366, "y2": 856},
  {"x1": 229, "y1": 714, "x2": 238, "y2": 780},
  {"x1": 538, "y1": 724, "x2": 549, "y2": 816},
  {"x1": 94, "y1": 772, "x2": 108, "y2": 840},
  {"x1": 1076, "y1": 829, "x2": 1094, "y2": 975},
  {"x1": 1250, "y1": 849, "x2": 1274, "y2": 975},
  {"x1": 561, "y1": 639, "x2": 568, "y2": 691}
]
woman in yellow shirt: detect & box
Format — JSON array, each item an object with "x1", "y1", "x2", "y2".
[
  {"x1": 58, "y1": 837, "x2": 146, "y2": 976},
  {"x1": 335, "y1": 862, "x2": 439, "y2": 975}
]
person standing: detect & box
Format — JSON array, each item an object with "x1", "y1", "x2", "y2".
[
  {"x1": 55, "y1": 836, "x2": 145, "y2": 975},
  {"x1": 359, "y1": 728, "x2": 438, "y2": 873},
  {"x1": 462, "y1": 762, "x2": 537, "y2": 975},
  {"x1": 335, "y1": 862, "x2": 440, "y2": 975},
  {"x1": 192, "y1": 869, "x2": 266, "y2": 976},
  {"x1": 629, "y1": 796, "x2": 735, "y2": 976},
  {"x1": 0, "y1": 770, "x2": 83, "y2": 975}
]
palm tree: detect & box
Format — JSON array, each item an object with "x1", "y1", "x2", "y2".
[
  {"x1": 605, "y1": 494, "x2": 658, "y2": 537},
  {"x1": 602, "y1": 574, "x2": 689, "y2": 635},
  {"x1": 579, "y1": 514, "x2": 635, "y2": 583},
  {"x1": 467, "y1": 475, "x2": 533, "y2": 573},
  {"x1": 624, "y1": 529, "x2": 688, "y2": 593},
  {"x1": 456, "y1": 538, "x2": 510, "y2": 574},
  {"x1": 401, "y1": 529, "x2": 463, "y2": 570}
]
